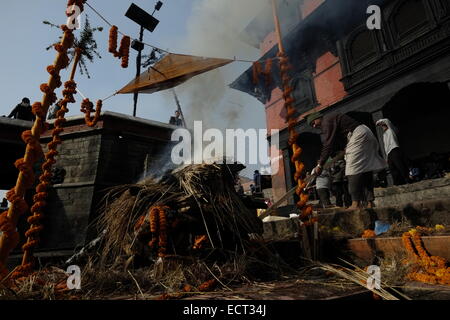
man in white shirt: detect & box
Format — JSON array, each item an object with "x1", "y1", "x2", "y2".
[{"x1": 376, "y1": 119, "x2": 410, "y2": 185}]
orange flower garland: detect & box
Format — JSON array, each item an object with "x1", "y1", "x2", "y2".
[
  {"x1": 252, "y1": 59, "x2": 274, "y2": 87},
  {"x1": 362, "y1": 229, "x2": 376, "y2": 238},
  {"x1": 14, "y1": 79, "x2": 78, "y2": 278},
  {"x1": 0, "y1": 21, "x2": 76, "y2": 280},
  {"x1": 147, "y1": 206, "x2": 169, "y2": 257},
  {"x1": 402, "y1": 229, "x2": 450, "y2": 285},
  {"x1": 108, "y1": 26, "x2": 119, "y2": 56},
  {"x1": 158, "y1": 208, "x2": 168, "y2": 257},
  {"x1": 67, "y1": 0, "x2": 86, "y2": 14},
  {"x1": 252, "y1": 61, "x2": 262, "y2": 85},
  {"x1": 149, "y1": 207, "x2": 159, "y2": 249},
  {"x1": 119, "y1": 36, "x2": 131, "y2": 68},
  {"x1": 108, "y1": 26, "x2": 130, "y2": 68},
  {"x1": 277, "y1": 51, "x2": 312, "y2": 224},
  {"x1": 80, "y1": 98, "x2": 103, "y2": 127}
]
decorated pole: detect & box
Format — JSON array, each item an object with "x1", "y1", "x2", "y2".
[
  {"x1": 19, "y1": 48, "x2": 83, "y2": 273},
  {"x1": 0, "y1": 0, "x2": 87, "y2": 280},
  {"x1": 270, "y1": 0, "x2": 313, "y2": 222}
]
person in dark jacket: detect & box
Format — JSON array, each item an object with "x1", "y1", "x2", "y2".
[
  {"x1": 169, "y1": 110, "x2": 183, "y2": 126},
  {"x1": 8, "y1": 98, "x2": 35, "y2": 121},
  {"x1": 307, "y1": 112, "x2": 386, "y2": 210}
]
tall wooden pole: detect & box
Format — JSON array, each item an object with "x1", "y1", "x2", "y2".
[
  {"x1": 20, "y1": 49, "x2": 82, "y2": 267},
  {"x1": 271, "y1": 0, "x2": 285, "y2": 54},
  {"x1": 270, "y1": 0, "x2": 313, "y2": 225}
]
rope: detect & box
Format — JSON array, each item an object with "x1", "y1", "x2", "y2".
[{"x1": 85, "y1": 0, "x2": 260, "y2": 62}]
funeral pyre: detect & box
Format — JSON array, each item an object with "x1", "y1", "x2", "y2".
[{"x1": 94, "y1": 163, "x2": 265, "y2": 268}]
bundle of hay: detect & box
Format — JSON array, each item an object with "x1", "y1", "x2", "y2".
[{"x1": 93, "y1": 163, "x2": 263, "y2": 268}]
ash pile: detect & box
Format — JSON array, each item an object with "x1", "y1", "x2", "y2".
[{"x1": 78, "y1": 163, "x2": 267, "y2": 270}]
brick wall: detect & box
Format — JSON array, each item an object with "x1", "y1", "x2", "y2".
[
  {"x1": 33, "y1": 112, "x2": 176, "y2": 250},
  {"x1": 312, "y1": 51, "x2": 348, "y2": 111}
]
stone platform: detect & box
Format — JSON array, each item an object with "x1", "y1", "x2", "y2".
[{"x1": 374, "y1": 176, "x2": 450, "y2": 208}]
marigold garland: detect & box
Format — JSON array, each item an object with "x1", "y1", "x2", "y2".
[
  {"x1": 0, "y1": 20, "x2": 76, "y2": 280},
  {"x1": 158, "y1": 208, "x2": 168, "y2": 257},
  {"x1": 402, "y1": 229, "x2": 450, "y2": 285},
  {"x1": 148, "y1": 207, "x2": 159, "y2": 249},
  {"x1": 119, "y1": 36, "x2": 131, "y2": 68},
  {"x1": 67, "y1": 0, "x2": 86, "y2": 15},
  {"x1": 15, "y1": 80, "x2": 77, "y2": 278},
  {"x1": 108, "y1": 25, "x2": 119, "y2": 56},
  {"x1": 147, "y1": 206, "x2": 169, "y2": 257},
  {"x1": 362, "y1": 229, "x2": 376, "y2": 239},
  {"x1": 277, "y1": 52, "x2": 312, "y2": 224},
  {"x1": 80, "y1": 98, "x2": 102, "y2": 127},
  {"x1": 252, "y1": 59, "x2": 274, "y2": 87},
  {"x1": 108, "y1": 26, "x2": 130, "y2": 68},
  {"x1": 252, "y1": 61, "x2": 262, "y2": 85}
]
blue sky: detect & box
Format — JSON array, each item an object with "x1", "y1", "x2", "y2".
[
  {"x1": 0, "y1": 0, "x2": 195, "y2": 121},
  {"x1": 0, "y1": 0, "x2": 269, "y2": 187}
]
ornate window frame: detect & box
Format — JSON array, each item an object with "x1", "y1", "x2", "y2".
[
  {"x1": 341, "y1": 25, "x2": 383, "y2": 73},
  {"x1": 387, "y1": 0, "x2": 436, "y2": 47}
]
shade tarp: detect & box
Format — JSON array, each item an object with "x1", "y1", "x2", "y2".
[{"x1": 118, "y1": 53, "x2": 234, "y2": 94}]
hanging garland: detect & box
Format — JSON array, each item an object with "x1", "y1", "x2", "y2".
[
  {"x1": 119, "y1": 36, "x2": 131, "y2": 69},
  {"x1": 158, "y1": 208, "x2": 167, "y2": 257},
  {"x1": 252, "y1": 59, "x2": 274, "y2": 88},
  {"x1": 147, "y1": 206, "x2": 169, "y2": 257},
  {"x1": 108, "y1": 25, "x2": 119, "y2": 57},
  {"x1": 252, "y1": 61, "x2": 262, "y2": 85},
  {"x1": 107, "y1": 26, "x2": 130, "y2": 68},
  {"x1": 277, "y1": 52, "x2": 313, "y2": 224},
  {"x1": 402, "y1": 229, "x2": 450, "y2": 285},
  {"x1": 80, "y1": 98, "x2": 103, "y2": 127}
]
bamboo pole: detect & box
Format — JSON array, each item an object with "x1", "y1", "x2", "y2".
[
  {"x1": 0, "y1": 31, "x2": 73, "y2": 270},
  {"x1": 271, "y1": 0, "x2": 285, "y2": 54},
  {"x1": 270, "y1": 0, "x2": 313, "y2": 254},
  {"x1": 20, "y1": 48, "x2": 82, "y2": 267}
]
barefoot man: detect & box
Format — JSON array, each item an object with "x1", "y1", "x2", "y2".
[{"x1": 307, "y1": 112, "x2": 386, "y2": 209}]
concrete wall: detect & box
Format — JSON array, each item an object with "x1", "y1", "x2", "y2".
[{"x1": 31, "y1": 112, "x2": 176, "y2": 251}]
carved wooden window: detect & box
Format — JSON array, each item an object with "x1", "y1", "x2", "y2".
[
  {"x1": 435, "y1": 0, "x2": 450, "y2": 20},
  {"x1": 349, "y1": 30, "x2": 378, "y2": 66},
  {"x1": 391, "y1": 0, "x2": 429, "y2": 41}
]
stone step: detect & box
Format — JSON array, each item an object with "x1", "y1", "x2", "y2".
[
  {"x1": 318, "y1": 198, "x2": 450, "y2": 237},
  {"x1": 374, "y1": 176, "x2": 450, "y2": 208},
  {"x1": 262, "y1": 198, "x2": 450, "y2": 241}
]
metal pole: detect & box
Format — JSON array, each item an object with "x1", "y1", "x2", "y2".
[{"x1": 133, "y1": 26, "x2": 144, "y2": 117}]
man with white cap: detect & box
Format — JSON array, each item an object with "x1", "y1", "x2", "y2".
[
  {"x1": 307, "y1": 112, "x2": 386, "y2": 210},
  {"x1": 376, "y1": 118, "x2": 409, "y2": 185}
]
